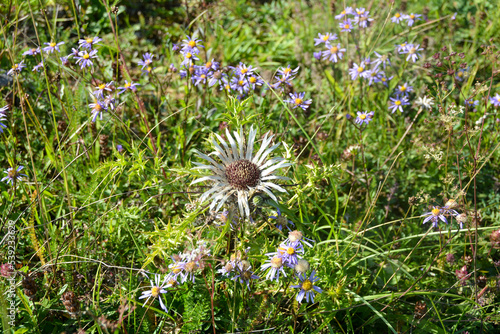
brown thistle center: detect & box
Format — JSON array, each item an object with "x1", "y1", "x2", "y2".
[{"x1": 225, "y1": 159, "x2": 261, "y2": 190}]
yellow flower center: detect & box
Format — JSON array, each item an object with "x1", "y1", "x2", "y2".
[
  {"x1": 225, "y1": 84, "x2": 230, "y2": 90},
  {"x1": 124, "y1": 82, "x2": 131, "y2": 88},
  {"x1": 357, "y1": 67, "x2": 364, "y2": 73},
  {"x1": 294, "y1": 98, "x2": 303, "y2": 105},
  {"x1": 284, "y1": 68, "x2": 291, "y2": 74},
  {"x1": 185, "y1": 261, "x2": 197, "y2": 272},
  {"x1": 302, "y1": 279, "x2": 313, "y2": 291},
  {"x1": 12, "y1": 64, "x2": 18, "y2": 69},
  {"x1": 151, "y1": 286, "x2": 160, "y2": 297},
  {"x1": 238, "y1": 80, "x2": 244, "y2": 86},
  {"x1": 432, "y1": 208, "x2": 440, "y2": 216},
  {"x1": 241, "y1": 68, "x2": 248, "y2": 74},
  {"x1": 468, "y1": 100, "x2": 473, "y2": 104},
  {"x1": 200, "y1": 74, "x2": 206, "y2": 79},
  {"x1": 401, "y1": 43, "x2": 406, "y2": 47},
  {"x1": 359, "y1": 113, "x2": 366, "y2": 120},
  {"x1": 458, "y1": 72, "x2": 463, "y2": 77},
  {"x1": 249, "y1": 77, "x2": 256, "y2": 83},
  {"x1": 168, "y1": 279, "x2": 177, "y2": 287},
  {"x1": 330, "y1": 46, "x2": 338, "y2": 53},
  {"x1": 341, "y1": 10, "x2": 346, "y2": 15},
  {"x1": 186, "y1": 53, "x2": 192, "y2": 59},
  {"x1": 395, "y1": 100, "x2": 401, "y2": 106},
  {"x1": 409, "y1": 47, "x2": 416, "y2": 54},
  {"x1": 98, "y1": 84, "x2": 106, "y2": 89},
  {"x1": 173, "y1": 268, "x2": 181, "y2": 274},
  {"x1": 50, "y1": 42, "x2": 56, "y2": 47},
  {"x1": 86, "y1": 38, "x2": 93, "y2": 43},
  {"x1": 287, "y1": 247, "x2": 295, "y2": 255},
  {"x1": 83, "y1": 53, "x2": 90, "y2": 59},
  {"x1": 205, "y1": 62, "x2": 212, "y2": 68},
  {"x1": 322, "y1": 35, "x2": 329, "y2": 41},
  {"x1": 395, "y1": 13, "x2": 401, "y2": 18},
  {"x1": 147, "y1": 67, "x2": 152, "y2": 72},
  {"x1": 188, "y1": 40, "x2": 196, "y2": 47},
  {"x1": 94, "y1": 104, "x2": 102, "y2": 111},
  {"x1": 410, "y1": 14, "x2": 415, "y2": 19},
  {"x1": 344, "y1": 24, "x2": 350, "y2": 29},
  {"x1": 400, "y1": 86, "x2": 406, "y2": 91}
]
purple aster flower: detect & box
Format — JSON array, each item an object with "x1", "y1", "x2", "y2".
[
  {"x1": 372, "y1": 51, "x2": 391, "y2": 69},
  {"x1": 138, "y1": 273, "x2": 168, "y2": 312},
  {"x1": 348, "y1": 62, "x2": 369, "y2": 80},
  {"x1": 247, "y1": 75, "x2": 264, "y2": 90},
  {"x1": 7, "y1": 61, "x2": 26, "y2": 76},
  {"x1": 286, "y1": 230, "x2": 314, "y2": 249},
  {"x1": 141, "y1": 66, "x2": 156, "y2": 76},
  {"x1": 2, "y1": 166, "x2": 27, "y2": 185},
  {"x1": 23, "y1": 47, "x2": 40, "y2": 56},
  {"x1": 391, "y1": 12, "x2": 404, "y2": 24},
  {"x1": 75, "y1": 49, "x2": 98, "y2": 69},
  {"x1": 93, "y1": 81, "x2": 114, "y2": 98},
  {"x1": 322, "y1": 43, "x2": 346, "y2": 63},
  {"x1": 277, "y1": 241, "x2": 304, "y2": 267},
  {"x1": 313, "y1": 51, "x2": 322, "y2": 60},
  {"x1": 116, "y1": 144, "x2": 124, "y2": 153},
  {"x1": 292, "y1": 270, "x2": 323, "y2": 303},
  {"x1": 220, "y1": 77, "x2": 232, "y2": 92},
  {"x1": 69, "y1": 48, "x2": 80, "y2": 58},
  {"x1": 366, "y1": 68, "x2": 383, "y2": 86},
  {"x1": 340, "y1": 19, "x2": 354, "y2": 32},
  {"x1": 396, "y1": 82, "x2": 414, "y2": 96},
  {"x1": 261, "y1": 255, "x2": 287, "y2": 282},
  {"x1": 232, "y1": 262, "x2": 259, "y2": 290},
  {"x1": 269, "y1": 209, "x2": 295, "y2": 231},
  {"x1": 276, "y1": 65, "x2": 299, "y2": 79},
  {"x1": 43, "y1": 41, "x2": 64, "y2": 54},
  {"x1": 354, "y1": 7, "x2": 367, "y2": 16},
  {"x1": 422, "y1": 207, "x2": 448, "y2": 228},
  {"x1": 181, "y1": 35, "x2": 204, "y2": 54},
  {"x1": 60, "y1": 56, "x2": 71, "y2": 66},
  {"x1": 32, "y1": 61, "x2": 44, "y2": 72},
  {"x1": 490, "y1": 93, "x2": 500, "y2": 107},
  {"x1": 455, "y1": 68, "x2": 467, "y2": 81},
  {"x1": 172, "y1": 43, "x2": 180, "y2": 52},
  {"x1": 285, "y1": 92, "x2": 312, "y2": 111},
  {"x1": 402, "y1": 44, "x2": 423, "y2": 62},
  {"x1": 89, "y1": 100, "x2": 107, "y2": 122},
  {"x1": 117, "y1": 80, "x2": 140, "y2": 94},
  {"x1": 379, "y1": 74, "x2": 393, "y2": 87},
  {"x1": 235, "y1": 62, "x2": 256, "y2": 77},
  {"x1": 138, "y1": 53, "x2": 154, "y2": 69},
  {"x1": 0, "y1": 107, "x2": 7, "y2": 132},
  {"x1": 192, "y1": 66, "x2": 210, "y2": 86},
  {"x1": 335, "y1": 7, "x2": 353, "y2": 20},
  {"x1": 208, "y1": 70, "x2": 226, "y2": 87},
  {"x1": 395, "y1": 41, "x2": 409, "y2": 54},
  {"x1": 355, "y1": 111, "x2": 374, "y2": 125},
  {"x1": 353, "y1": 13, "x2": 373, "y2": 28},
  {"x1": 173, "y1": 259, "x2": 200, "y2": 284},
  {"x1": 230, "y1": 76, "x2": 250, "y2": 95},
  {"x1": 78, "y1": 36, "x2": 102, "y2": 49},
  {"x1": 389, "y1": 95, "x2": 409, "y2": 113},
  {"x1": 180, "y1": 51, "x2": 199, "y2": 67},
  {"x1": 204, "y1": 59, "x2": 219, "y2": 71},
  {"x1": 451, "y1": 12, "x2": 457, "y2": 20},
  {"x1": 404, "y1": 13, "x2": 422, "y2": 27},
  {"x1": 314, "y1": 32, "x2": 337, "y2": 46},
  {"x1": 465, "y1": 99, "x2": 479, "y2": 108}
]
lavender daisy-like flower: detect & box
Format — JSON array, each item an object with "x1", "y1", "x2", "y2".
[
  {"x1": 232, "y1": 261, "x2": 259, "y2": 290},
  {"x1": 89, "y1": 100, "x2": 107, "y2": 122},
  {"x1": 285, "y1": 92, "x2": 312, "y2": 111},
  {"x1": 404, "y1": 13, "x2": 422, "y2": 27},
  {"x1": 455, "y1": 68, "x2": 467, "y2": 81},
  {"x1": 286, "y1": 230, "x2": 314, "y2": 249},
  {"x1": 391, "y1": 12, "x2": 404, "y2": 24},
  {"x1": 173, "y1": 259, "x2": 200, "y2": 284},
  {"x1": 181, "y1": 35, "x2": 204, "y2": 54},
  {"x1": 276, "y1": 65, "x2": 299, "y2": 79},
  {"x1": 235, "y1": 63, "x2": 256, "y2": 77},
  {"x1": 142, "y1": 66, "x2": 155, "y2": 76},
  {"x1": 117, "y1": 80, "x2": 140, "y2": 95},
  {"x1": 396, "y1": 82, "x2": 414, "y2": 96},
  {"x1": 349, "y1": 63, "x2": 369, "y2": 80},
  {"x1": 180, "y1": 51, "x2": 199, "y2": 67},
  {"x1": 379, "y1": 74, "x2": 393, "y2": 87},
  {"x1": 230, "y1": 76, "x2": 250, "y2": 95},
  {"x1": 490, "y1": 93, "x2": 500, "y2": 107},
  {"x1": 2, "y1": 166, "x2": 27, "y2": 185},
  {"x1": 193, "y1": 66, "x2": 210, "y2": 86},
  {"x1": 204, "y1": 59, "x2": 220, "y2": 71},
  {"x1": 0, "y1": 108, "x2": 7, "y2": 133},
  {"x1": 7, "y1": 61, "x2": 26, "y2": 76},
  {"x1": 340, "y1": 19, "x2": 354, "y2": 32},
  {"x1": 93, "y1": 81, "x2": 114, "y2": 98},
  {"x1": 278, "y1": 241, "x2": 304, "y2": 267},
  {"x1": 138, "y1": 273, "x2": 168, "y2": 312},
  {"x1": 247, "y1": 75, "x2": 264, "y2": 90},
  {"x1": 138, "y1": 53, "x2": 154, "y2": 69},
  {"x1": 272, "y1": 74, "x2": 294, "y2": 90},
  {"x1": 389, "y1": 95, "x2": 409, "y2": 113},
  {"x1": 313, "y1": 51, "x2": 322, "y2": 60},
  {"x1": 402, "y1": 44, "x2": 423, "y2": 62},
  {"x1": 334, "y1": 7, "x2": 353, "y2": 20},
  {"x1": 395, "y1": 41, "x2": 409, "y2": 54},
  {"x1": 23, "y1": 47, "x2": 40, "y2": 56},
  {"x1": 355, "y1": 111, "x2": 374, "y2": 125},
  {"x1": 372, "y1": 52, "x2": 391, "y2": 69},
  {"x1": 422, "y1": 207, "x2": 448, "y2": 228},
  {"x1": 43, "y1": 41, "x2": 64, "y2": 54},
  {"x1": 69, "y1": 48, "x2": 80, "y2": 58},
  {"x1": 78, "y1": 36, "x2": 102, "y2": 49},
  {"x1": 60, "y1": 56, "x2": 70, "y2": 66},
  {"x1": 32, "y1": 61, "x2": 44, "y2": 72},
  {"x1": 261, "y1": 255, "x2": 287, "y2": 281},
  {"x1": 366, "y1": 68, "x2": 382, "y2": 86},
  {"x1": 322, "y1": 43, "x2": 345, "y2": 63},
  {"x1": 208, "y1": 70, "x2": 226, "y2": 87},
  {"x1": 75, "y1": 49, "x2": 98, "y2": 69},
  {"x1": 354, "y1": 7, "x2": 367, "y2": 16},
  {"x1": 314, "y1": 32, "x2": 337, "y2": 46},
  {"x1": 353, "y1": 13, "x2": 373, "y2": 28},
  {"x1": 465, "y1": 99, "x2": 479, "y2": 108},
  {"x1": 292, "y1": 270, "x2": 323, "y2": 303},
  {"x1": 269, "y1": 208, "x2": 295, "y2": 231},
  {"x1": 191, "y1": 126, "x2": 291, "y2": 218}
]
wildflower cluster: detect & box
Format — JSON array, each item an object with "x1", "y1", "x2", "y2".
[{"x1": 422, "y1": 199, "x2": 465, "y2": 229}]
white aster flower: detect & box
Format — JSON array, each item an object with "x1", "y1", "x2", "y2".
[
  {"x1": 191, "y1": 126, "x2": 291, "y2": 218},
  {"x1": 415, "y1": 96, "x2": 434, "y2": 110}
]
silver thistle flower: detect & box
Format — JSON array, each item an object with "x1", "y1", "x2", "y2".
[{"x1": 191, "y1": 126, "x2": 291, "y2": 218}]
